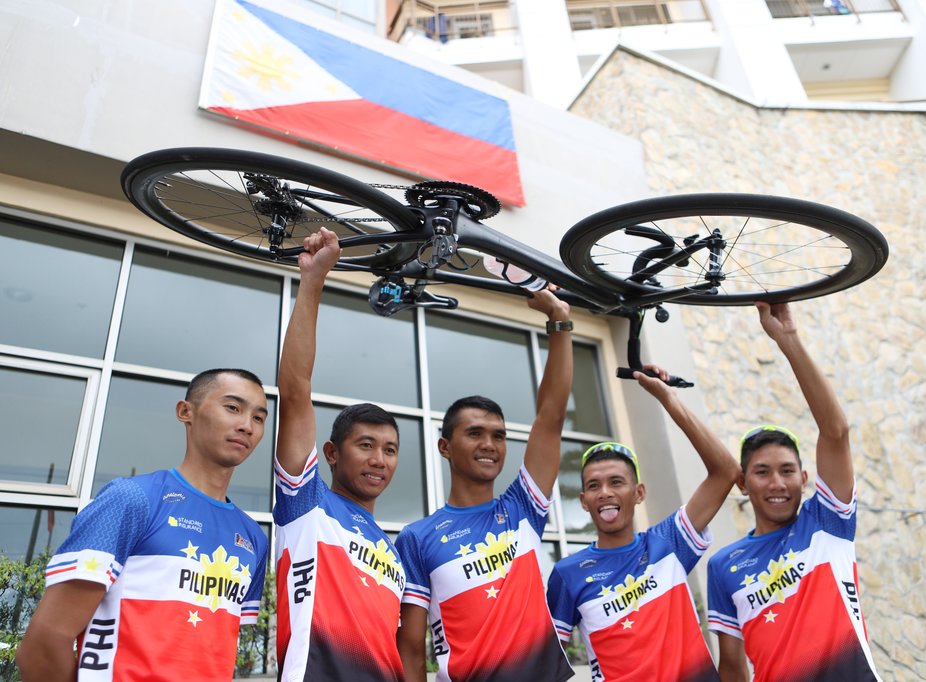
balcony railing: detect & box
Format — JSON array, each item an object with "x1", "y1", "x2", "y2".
[
  {"x1": 566, "y1": 0, "x2": 710, "y2": 30},
  {"x1": 765, "y1": 0, "x2": 902, "y2": 19},
  {"x1": 388, "y1": 1, "x2": 517, "y2": 42}
]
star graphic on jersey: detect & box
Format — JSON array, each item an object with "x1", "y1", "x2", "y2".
[
  {"x1": 786, "y1": 549, "x2": 798, "y2": 563},
  {"x1": 486, "y1": 586, "x2": 499, "y2": 599},
  {"x1": 764, "y1": 610, "x2": 778, "y2": 623},
  {"x1": 359, "y1": 575, "x2": 369, "y2": 587},
  {"x1": 598, "y1": 584, "x2": 613, "y2": 597},
  {"x1": 456, "y1": 543, "x2": 473, "y2": 557},
  {"x1": 622, "y1": 619, "x2": 634, "y2": 630},
  {"x1": 740, "y1": 573, "x2": 756, "y2": 587},
  {"x1": 240, "y1": 563, "x2": 251, "y2": 578},
  {"x1": 352, "y1": 525, "x2": 365, "y2": 537},
  {"x1": 188, "y1": 610, "x2": 202, "y2": 627},
  {"x1": 83, "y1": 557, "x2": 101, "y2": 573},
  {"x1": 181, "y1": 540, "x2": 199, "y2": 559}
]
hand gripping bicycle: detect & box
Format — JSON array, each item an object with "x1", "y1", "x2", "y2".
[{"x1": 121, "y1": 148, "x2": 889, "y2": 388}]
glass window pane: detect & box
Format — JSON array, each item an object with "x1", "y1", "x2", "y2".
[
  {"x1": 560, "y1": 439, "x2": 598, "y2": 534},
  {"x1": 426, "y1": 314, "x2": 535, "y2": 424},
  {"x1": 117, "y1": 249, "x2": 281, "y2": 382},
  {"x1": 309, "y1": 286, "x2": 419, "y2": 407},
  {"x1": 540, "y1": 339, "x2": 609, "y2": 434},
  {"x1": 314, "y1": 405, "x2": 426, "y2": 523},
  {"x1": 0, "y1": 366, "x2": 84, "y2": 486},
  {"x1": 0, "y1": 221, "x2": 121, "y2": 357},
  {"x1": 539, "y1": 540, "x2": 561, "y2": 584},
  {"x1": 0, "y1": 505, "x2": 76, "y2": 561},
  {"x1": 95, "y1": 376, "x2": 275, "y2": 512}
]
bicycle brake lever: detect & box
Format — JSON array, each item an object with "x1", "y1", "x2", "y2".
[{"x1": 616, "y1": 366, "x2": 694, "y2": 389}]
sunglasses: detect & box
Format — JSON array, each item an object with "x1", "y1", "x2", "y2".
[
  {"x1": 581, "y1": 442, "x2": 640, "y2": 481},
  {"x1": 740, "y1": 424, "x2": 800, "y2": 454}
]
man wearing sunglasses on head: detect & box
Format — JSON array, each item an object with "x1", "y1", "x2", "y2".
[
  {"x1": 546, "y1": 365, "x2": 740, "y2": 682},
  {"x1": 706, "y1": 302, "x2": 881, "y2": 682}
]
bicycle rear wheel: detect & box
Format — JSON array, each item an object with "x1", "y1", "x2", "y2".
[
  {"x1": 121, "y1": 147, "x2": 422, "y2": 268},
  {"x1": 560, "y1": 193, "x2": 889, "y2": 306}
]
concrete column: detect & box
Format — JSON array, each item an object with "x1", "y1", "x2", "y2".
[
  {"x1": 510, "y1": 0, "x2": 583, "y2": 109},
  {"x1": 702, "y1": 0, "x2": 808, "y2": 104}
]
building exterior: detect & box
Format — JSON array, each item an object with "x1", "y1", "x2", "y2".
[{"x1": 389, "y1": 0, "x2": 926, "y2": 108}]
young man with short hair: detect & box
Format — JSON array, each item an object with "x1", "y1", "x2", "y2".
[
  {"x1": 17, "y1": 368, "x2": 270, "y2": 682},
  {"x1": 706, "y1": 302, "x2": 881, "y2": 681},
  {"x1": 395, "y1": 288, "x2": 575, "y2": 682},
  {"x1": 546, "y1": 366, "x2": 740, "y2": 682},
  {"x1": 274, "y1": 227, "x2": 406, "y2": 681}
]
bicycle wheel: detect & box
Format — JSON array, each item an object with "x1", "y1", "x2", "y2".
[
  {"x1": 122, "y1": 147, "x2": 423, "y2": 268},
  {"x1": 560, "y1": 193, "x2": 889, "y2": 306}
]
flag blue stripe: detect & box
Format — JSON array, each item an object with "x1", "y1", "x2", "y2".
[{"x1": 238, "y1": 0, "x2": 516, "y2": 151}]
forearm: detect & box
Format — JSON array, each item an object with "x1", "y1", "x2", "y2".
[
  {"x1": 16, "y1": 632, "x2": 77, "y2": 682},
  {"x1": 775, "y1": 331, "x2": 848, "y2": 441},
  {"x1": 717, "y1": 659, "x2": 750, "y2": 682},
  {"x1": 535, "y1": 325, "x2": 573, "y2": 426},
  {"x1": 278, "y1": 275, "x2": 325, "y2": 402}
]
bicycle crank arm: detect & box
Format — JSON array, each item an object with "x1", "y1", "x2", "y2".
[{"x1": 616, "y1": 366, "x2": 694, "y2": 389}]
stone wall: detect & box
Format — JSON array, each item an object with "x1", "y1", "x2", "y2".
[{"x1": 571, "y1": 48, "x2": 926, "y2": 680}]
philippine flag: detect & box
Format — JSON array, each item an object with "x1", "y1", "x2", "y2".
[{"x1": 200, "y1": 0, "x2": 525, "y2": 206}]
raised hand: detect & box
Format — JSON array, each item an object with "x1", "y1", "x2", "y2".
[{"x1": 298, "y1": 227, "x2": 341, "y2": 280}]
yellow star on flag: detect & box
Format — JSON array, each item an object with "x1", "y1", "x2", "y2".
[
  {"x1": 764, "y1": 610, "x2": 778, "y2": 623},
  {"x1": 456, "y1": 543, "x2": 472, "y2": 557},
  {"x1": 741, "y1": 573, "x2": 756, "y2": 587},
  {"x1": 188, "y1": 610, "x2": 202, "y2": 627},
  {"x1": 181, "y1": 541, "x2": 199, "y2": 559},
  {"x1": 622, "y1": 619, "x2": 634, "y2": 629},
  {"x1": 84, "y1": 557, "x2": 101, "y2": 573},
  {"x1": 485, "y1": 586, "x2": 499, "y2": 599},
  {"x1": 598, "y1": 584, "x2": 613, "y2": 597},
  {"x1": 240, "y1": 564, "x2": 251, "y2": 578}
]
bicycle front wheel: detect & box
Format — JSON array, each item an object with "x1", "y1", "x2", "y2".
[
  {"x1": 560, "y1": 193, "x2": 889, "y2": 306},
  {"x1": 122, "y1": 148, "x2": 422, "y2": 268}
]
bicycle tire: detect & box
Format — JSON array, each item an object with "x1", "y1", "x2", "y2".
[
  {"x1": 560, "y1": 193, "x2": 889, "y2": 306},
  {"x1": 121, "y1": 147, "x2": 423, "y2": 268}
]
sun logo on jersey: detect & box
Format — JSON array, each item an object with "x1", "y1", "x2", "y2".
[
  {"x1": 758, "y1": 553, "x2": 796, "y2": 604},
  {"x1": 614, "y1": 571, "x2": 650, "y2": 612},
  {"x1": 348, "y1": 536, "x2": 404, "y2": 589},
  {"x1": 367, "y1": 539, "x2": 401, "y2": 586},
  {"x1": 179, "y1": 545, "x2": 250, "y2": 613},
  {"x1": 470, "y1": 530, "x2": 517, "y2": 580}
]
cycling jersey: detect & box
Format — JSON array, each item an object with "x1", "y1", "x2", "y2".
[
  {"x1": 396, "y1": 465, "x2": 573, "y2": 682},
  {"x1": 707, "y1": 478, "x2": 880, "y2": 681},
  {"x1": 547, "y1": 507, "x2": 717, "y2": 682},
  {"x1": 274, "y1": 447, "x2": 405, "y2": 682},
  {"x1": 46, "y1": 468, "x2": 267, "y2": 681}
]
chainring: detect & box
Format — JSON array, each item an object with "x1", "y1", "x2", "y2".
[{"x1": 405, "y1": 181, "x2": 501, "y2": 220}]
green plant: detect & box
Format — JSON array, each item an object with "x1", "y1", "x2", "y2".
[
  {"x1": 235, "y1": 566, "x2": 277, "y2": 678},
  {"x1": 0, "y1": 552, "x2": 50, "y2": 681}
]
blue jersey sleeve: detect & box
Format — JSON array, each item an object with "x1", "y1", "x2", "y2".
[
  {"x1": 499, "y1": 465, "x2": 552, "y2": 538},
  {"x1": 46, "y1": 477, "x2": 150, "y2": 589},
  {"x1": 395, "y1": 525, "x2": 431, "y2": 610},
  {"x1": 648, "y1": 507, "x2": 712, "y2": 573},
  {"x1": 546, "y1": 563, "x2": 578, "y2": 643},
  {"x1": 801, "y1": 477, "x2": 856, "y2": 541},
  {"x1": 706, "y1": 550, "x2": 743, "y2": 638},
  {"x1": 272, "y1": 446, "x2": 328, "y2": 526}
]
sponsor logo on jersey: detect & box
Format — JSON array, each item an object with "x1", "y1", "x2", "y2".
[
  {"x1": 162, "y1": 492, "x2": 186, "y2": 503},
  {"x1": 584, "y1": 570, "x2": 612, "y2": 583},
  {"x1": 599, "y1": 570, "x2": 659, "y2": 617},
  {"x1": 351, "y1": 513, "x2": 369, "y2": 525},
  {"x1": 579, "y1": 559, "x2": 597, "y2": 569},
  {"x1": 167, "y1": 515, "x2": 204, "y2": 533},
  {"x1": 729, "y1": 548, "x2": 746, "y2": 559},
  {"x1": 435, "y1": 519, "x2": 453, "y2": 531},
  {"x1": 235, "y1": 533, "x2": 254, "y2": 554},
  {"x1": 730, "y1": 557, "x2": 759, "y2": 572},
  {"x1": 495, "y1": 512, "x2": 507, "y2": 523},
  {"x1": 178, "y1": 545, "x2": 249, "y2": 611},
  {"x1": 741, "y1": 550, "x2": 805, "y2": 608},
  {"x1": 459, "y1": 530, "x2": 517, "y2": 580},
  {"x1": 440, "y1": 528, "x2": 471, "y2": 543}
]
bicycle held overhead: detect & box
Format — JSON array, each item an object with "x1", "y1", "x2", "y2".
[{"x1": 120, "y1": 147, "x2": 890, "y2": 388}]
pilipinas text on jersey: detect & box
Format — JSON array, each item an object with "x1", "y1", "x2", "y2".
[{"x1": 46, "y1": 469, "x2": 268, "y2": 681}]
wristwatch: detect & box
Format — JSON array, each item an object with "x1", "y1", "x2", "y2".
[{"x1": 546, "y1": 320, "x2": 574, "y2": 333}]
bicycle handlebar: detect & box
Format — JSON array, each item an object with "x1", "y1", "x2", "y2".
[{"x1": 616, "y1": 366, "x2": 694, "y2": 389}]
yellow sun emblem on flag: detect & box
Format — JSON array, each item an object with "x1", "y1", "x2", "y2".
[
  {"x1": 232, "y1": 42, "x2": 300, "y2": 93},
  {"x1": 473, "y1": 530, "x2": 516, "y2": 580},
  {"x1": 196, "y1": 545, "x2": 244, "y2": 613},
  {"x1": 758, "y1": 553, "x2": 794, "y2": 604},
  {"x1": 366, "y1": 538, "x2": 401, "y2": 586}
]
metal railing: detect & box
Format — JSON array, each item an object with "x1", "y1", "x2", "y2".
[
  {"x1": 388, "y1": 0, "x2": 517, "y2": 42},
  {"x1": 765, "y1": 0, "x2": 902, "y2": 19},
  {"x1": 566, "y1": 0, "x2": 710, "y2": 30}
]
